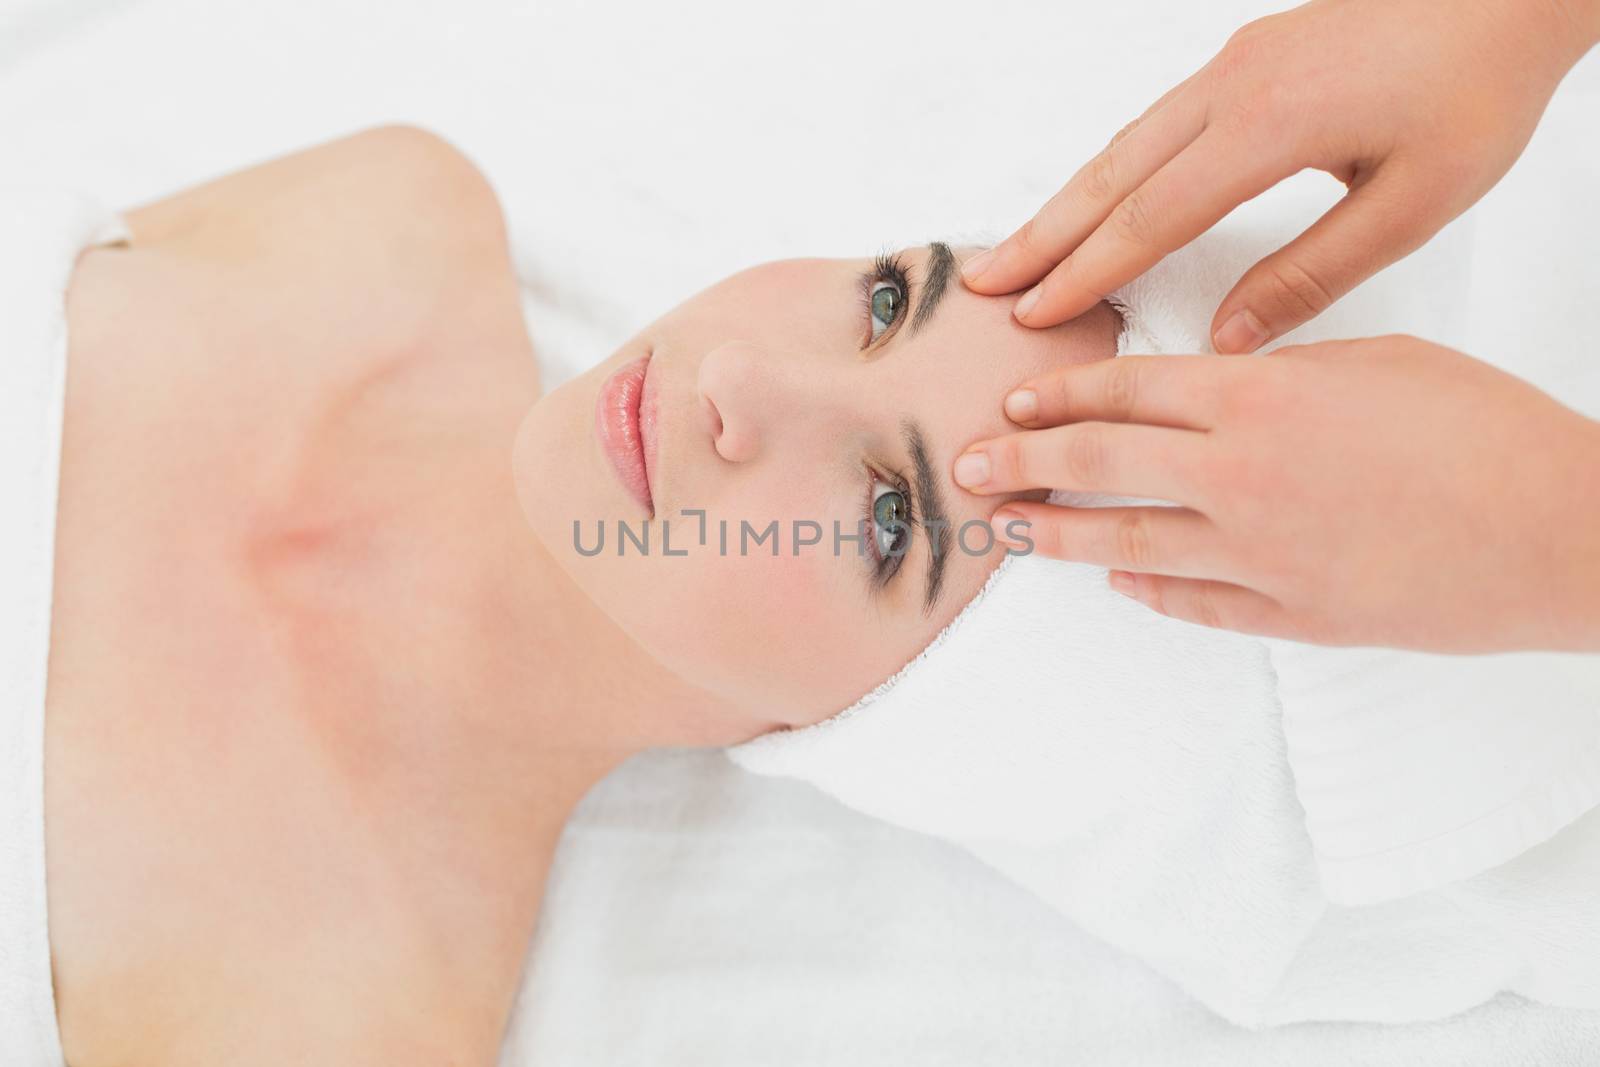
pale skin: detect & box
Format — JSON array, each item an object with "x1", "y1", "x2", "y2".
[
  {"x1": 44, "y1": 126, "x2": 1119, "y2": 1064},
  {"x1": 956, "y1": 0, "x2": 1600, "y2": 652},
  {"x1": 47, "y1": 126, "x2": 668, "y2": 1067}
]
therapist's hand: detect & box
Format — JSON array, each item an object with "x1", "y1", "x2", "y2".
[
  {"x1": 961, "y1": 0, "x2": 1600, "y2": 352},
  {"x1": 954, "y1": 336, "x2": 1600, "y2": 653}
]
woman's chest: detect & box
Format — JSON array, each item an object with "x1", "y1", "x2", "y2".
[{"x1": 43, "y1": 239, "x2": 544, "y2": 1065}]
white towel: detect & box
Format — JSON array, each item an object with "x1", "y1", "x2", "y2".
[
  {"x1": 1, "y1": 185, "x2": 131, "y2": 1067},
  {"x1": 728, "y1": 222, "x2": 1600, "y2": 1026}
]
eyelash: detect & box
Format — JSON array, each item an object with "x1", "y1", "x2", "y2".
[
  {"x1": 857, "y1": 251, "x2": 911, "y2": 349},
  {"x1": 856, "y1": 251, "x2": 916, "y2": 588},
  {"x1": 865, "y1": 465, "x2": 918, "y2": 588}
]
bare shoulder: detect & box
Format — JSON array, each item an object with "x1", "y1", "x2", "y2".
[
  {"x1": 63, "y1": 124, "x2": 540, "y2": 515},
  {"x1": 102, "y1": 125, "x2": 531, "y2": 379},
  {"x1": 123, "y1": 124, "x2": 512, "y2": 267}
]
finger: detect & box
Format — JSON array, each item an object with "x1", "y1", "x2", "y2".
[
  {"x1": 954, "y1": 421, "x2": 1210, "y2": 503},
  {"x1": 1107, "y1": 65, "x2": 1206, "y2": 152},
  {"x1": 1013, "y1": 126, "x2": 1292, "y2": 327},
  {"x1": 1107, "y1": 571, "x2": 1288, "y2": 637},
  {"x1": 1209, "y1": 164, "x2": 1437, "y2": 353},
  {"x1": 961, "y1": 82, "x2": 1208, "y2": 299},
  {"x1": 989, "y1": 502, "x2": 1238, "y2": 582},
  {"x1": 1003, "y1": 353, "x2": 1249, "y2": 431},
  {"x1": 1102, "y1": 81, "x2": 1187, "y2": 153}
]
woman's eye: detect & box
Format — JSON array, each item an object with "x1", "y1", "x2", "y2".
[
  {"x1": 871, "y1": 479, "x2": 911, "y2": 559},
  {"x1": 869, "y1": 280, "x2": 902, "y2": 340}
]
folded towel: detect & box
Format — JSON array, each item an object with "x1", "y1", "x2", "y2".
[
  {"x1": 727, "y1": 221, "x2": 1600, "y2": 1025},
  {"x1": 1266, "y1": 640, "x2": 1600, "y2": 906}
]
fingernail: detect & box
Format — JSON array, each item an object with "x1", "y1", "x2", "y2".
[
  {"x1": 991, "y1": 508, "x2": 1026, "y2": 547},
  {"x1": 953, "y1": 451, "x2": 991, "y2": 488},
  {"x1": 1109, "y1": 570, "x2": 1137, "y2": 597},
  {"x1": 1214, "y1": 309, "x2": 1268, "y2": 354},
  {"x1": 961, "y1": 248, "x2": 995, "y2": 284},
  {"x1": 1004, "y1": 388, "x2": 1038, "y2": 424},
  {"x1": 1013, "y1": 287, "x2": 1041, "y2": 323}
]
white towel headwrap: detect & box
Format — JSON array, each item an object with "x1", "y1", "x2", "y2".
[{"x1": 725, "y1": 225, "x2": 1600, "y2": 1026}]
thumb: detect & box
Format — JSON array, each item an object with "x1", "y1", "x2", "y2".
[{"x1": 1210, "y1": 165, "x2": 1437, "y2": 354}]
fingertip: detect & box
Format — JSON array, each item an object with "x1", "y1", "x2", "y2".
[
  {"x1": 1013, "y1": 287, "x2": 1093, "y2": 330},
  {"x1": 1003, "y1": 387, "x2": 1038, "y2": 425},
  {"x1": 952, "y1": 449, "x2": 993, "y2": 491},
  {"x1": 1012, "y1": 287, "x2": 1042, "y2": 324},
  {"x1": 990, "y1": 506, "x2": 1028, "y2": 546},
  {"x1": 959, "y1": 247, "x2": 998, "y2": 290},
  {"x1": 1212, "y1": 307, "x2": 1268, "y2": 355}
]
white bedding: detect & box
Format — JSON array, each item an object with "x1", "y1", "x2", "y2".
[{"x1": 4, "y1": 0, "x2": 1598, "y2": 1061}]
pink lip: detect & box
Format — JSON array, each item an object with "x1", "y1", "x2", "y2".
[
  {"x1": 595, "y1": 351, "x2": 657, "y2": 516},
  {"x1": 639, "y1": 352, "x2": 661, "y2": 507}
]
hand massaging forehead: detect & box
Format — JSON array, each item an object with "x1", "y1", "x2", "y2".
[{"x1": 725, "y1": 226, "x2": 1600, "y2": 1031}]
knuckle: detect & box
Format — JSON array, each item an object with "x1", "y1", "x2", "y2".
[
  {"x1": 1113, "y1": 511, "x2": 1155, "y2": 570},
  {"x1": 1111, "y1": 188, "x2": 1157, "y2": 247},
  {"x1": 1186, "y1": 583, "x2": 1225, "y2": 630},
  {"x1": 1081, "y1": 150, "x2": 1119, "y2": 204},
  {"x1": 1059, "y1": 253, "x2": 1109, "y2": 303},
  {"x1": 1064, "y1": 426, "x2": 1109, "y2": 486},
  {"x1": 1107, "y1": 119, "x2": 1140, "y2": 151},
  {"x1": 1211, "y1": 43, "x2": 1251, "y2": 86},
  {"x1": 1218, "y1": 15, "x2": 1276, "y2": 71},
  {"x1": 1028, "y1": 512, "x2": 1064, "y2": 557},
  {"x1": 1102, "y1": 359, "x2": 1141, "y2": 420},
  {"x1": 1050, "y1": 369, "x2": 1076, "y2": 416},
  {"x1": 1262, "y1": 258, "x2": 1335, "y2": 320},
  {"x1": 1225, "y1": 15, "x2": 1268, "y2": 43},
  {"x1": 1012, "y1": 214, "x2": 1046, "y2": 258},
  {"x1": 998, "y1": 439, "x2": 1030, "y2": 486},
  {"x1": 1145, "y1": 578, "x2": 1170, "y2": 617}
]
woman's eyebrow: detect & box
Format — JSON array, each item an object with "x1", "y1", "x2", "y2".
[
  {"x1": 909, "y1": 241, "x2": 957, "y2": 336},
  {"x1": 903, "y1": 419, "x2": 950, "y2": 613}
]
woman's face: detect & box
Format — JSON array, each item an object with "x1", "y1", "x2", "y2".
[{"x1": 513, "y1": 243, "x2": 1120, "y2": 730}]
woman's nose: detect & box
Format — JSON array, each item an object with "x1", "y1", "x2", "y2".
[{"x1": 696, "y1": 340, "x2": 825, "y2": 463}]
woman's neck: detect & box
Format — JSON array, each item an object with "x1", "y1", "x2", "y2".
[
  {"x1": 418, "y1": 475, "x2": 758, "y2": 828},
  {"x1": 239, "y1": 420, "x2": 753, "y2": 905},
  {"x1": 479, "y1": 523, "x2": 742, "y2": 806}
]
